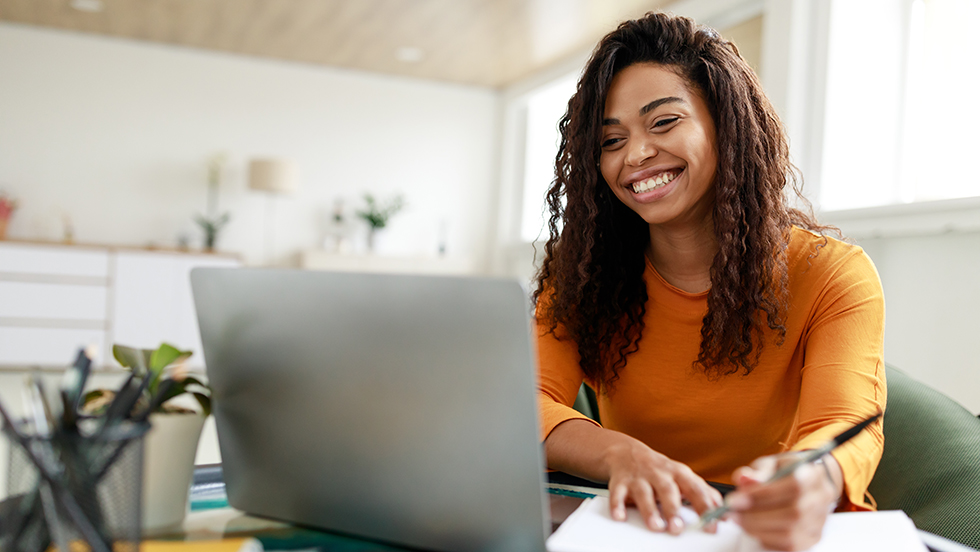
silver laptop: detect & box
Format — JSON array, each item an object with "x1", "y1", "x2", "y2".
[{"x1": 190, "y1": 268, "x2": 550, "y2": 552}]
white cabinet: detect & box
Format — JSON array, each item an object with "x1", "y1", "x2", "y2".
[
  {"x1": 0, "y1": 242, "x2": 111, "y2": 365},
  {"x1": 112, "y1": 251, "x2": 239, "y2": 367},
  {"x1": 0, "y1": 242, "x2": 241, "y2": 368},
  {"x1": 300, "y1": 250, "x2": 476, "y2": 275}
]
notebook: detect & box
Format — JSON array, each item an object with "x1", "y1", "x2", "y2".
[
  {"x1": 190, "y1": 268, "x2": 550, "y2": 552},
  {"x1": 547, "y1": 497, "x2": 929, "y2": 552}
]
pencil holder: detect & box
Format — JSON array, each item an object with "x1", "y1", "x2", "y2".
[{"x1": 0, "y1": 419, "x2": 149, "y2": 552}]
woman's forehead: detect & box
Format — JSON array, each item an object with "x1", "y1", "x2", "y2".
[{"x1": 604, "y1": 63, "x2": 696, "y2": 116}]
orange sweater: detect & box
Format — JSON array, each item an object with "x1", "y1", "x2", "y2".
[{"x1": 537, "y1": 227, "x2": 886, "y2": 510}]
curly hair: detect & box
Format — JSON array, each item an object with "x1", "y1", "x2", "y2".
[{"x1": 533, "y1": 12, "x2": 827, "y2": 388}]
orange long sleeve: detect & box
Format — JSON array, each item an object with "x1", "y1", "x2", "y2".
[{"x1": 536, "y1": 227, "x2": 886, "y2": 511}]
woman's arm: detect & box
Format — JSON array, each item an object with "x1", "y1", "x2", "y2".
[
  {"x1": 724, "y1": 239, "x2": 885, "y2": 550},
  {"x1": 546, "y1": 418, "x2": 723, "y2": 534}
]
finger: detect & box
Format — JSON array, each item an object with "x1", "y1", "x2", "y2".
[
  {"x1": 649, "y1": 476, "x2": 685, "y2": 535},
  {"x1": 739, "y1": 467, "x2": 824, "y2": 512},
  {"x1": 736, "y1": 504, "x2": 807, "y2": 533},
  {"x1": 629, "y1": 480, "x2": 666, "y2": 532},
  {"x1": 675, "y1": 471, "x2": 723, "y2": 514},
  {"x1": 608, "y1": 481, "x2": 630, "y2": 522},
  {"x1": 750, "y1": 454, "x2": 778, "y2": 474}
]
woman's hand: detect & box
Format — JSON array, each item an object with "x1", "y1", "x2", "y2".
[
  {"x1": 604, "y1": 439, "x2": 724, "y2": 534},
  {"x1": 726, "y1": 453, "x2": 843, "y2": 551},
  {"x1": 544, "y1": 419, "x2": 722, "y2": 535}
]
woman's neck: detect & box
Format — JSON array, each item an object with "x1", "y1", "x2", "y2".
[{"x1": 647, "y1": 218, "x2": 718, "y2": 294}]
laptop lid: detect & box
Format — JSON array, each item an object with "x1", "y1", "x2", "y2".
[{"x1": 191, "y1": 268, "x2": 550, "y2": 552}]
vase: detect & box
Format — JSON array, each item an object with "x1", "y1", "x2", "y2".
[{"x1": 142, "y1": 412, "x2": 206, "y2": 534}]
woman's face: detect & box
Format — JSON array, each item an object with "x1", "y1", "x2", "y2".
[{"x1": 599, "y1": 63, "x2": 718, "y2": 228}]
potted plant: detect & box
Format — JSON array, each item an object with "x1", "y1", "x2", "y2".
[
  {"x1": 194, "y1": 153, "x2": 231, "y2": 252},
  {"x1": 84, "y1": 343, "x2": 211, "y2": 533},
  {"x1": 355, "y1": 193, "x2": 405, "y2": 252}
]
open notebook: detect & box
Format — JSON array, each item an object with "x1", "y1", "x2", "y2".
[{"x1": 547, "y1": 497, "x2": 928, "y2": 552}]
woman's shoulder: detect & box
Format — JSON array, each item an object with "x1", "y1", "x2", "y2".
[{"x1": 786, "y1": 226, "x2": 880, "y2": 286}]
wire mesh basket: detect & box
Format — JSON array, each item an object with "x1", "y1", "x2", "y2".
[{"x1": 0, "y1": 419, "x2": 149, "y2": 552}]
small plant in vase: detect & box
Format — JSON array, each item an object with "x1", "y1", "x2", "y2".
[
  {"x1": 356, "y1": 193, "x2": 405, "y2": 252},
  {"x1": 194, "y1": 153, "x2": 231, "y2": 252},
  {"x1": 194, "y1": 212, "x2": 230, "y2": 253},
  {"x1": 84, "y1": 343, "x2": 212, "y2": 533}
]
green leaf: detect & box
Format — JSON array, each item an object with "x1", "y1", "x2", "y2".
[
  {"x1": 180, "y1": 376, "x2": 211, "y2": 395},
  {"x1": 113, "y1": 344, "x2": 146, "y2": 375},
  {"x1": 149, "y1": 343, "x2": 191, "y2": 372},
  {"x1": 81, "y1": 389, "x2": 113, "y2": 416},
  {"x1": 159, "y1": 380, "x2": 188, "y2": 406},
  {"x1": 192, "y1": 392, "x2": 212, "y2": 417}
]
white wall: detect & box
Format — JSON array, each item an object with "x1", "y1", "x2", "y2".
[
  {"x1": 0, "y1": 22, "x2": 499, "y2": 268},
  {"x1": 861, "y1": 232, "x2": 980, "y2": 414},
  {"x1": 823, "y1": 202, "x2": 980, "y2": 414}
]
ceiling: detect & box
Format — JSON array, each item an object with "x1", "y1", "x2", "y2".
[{"x1": 0, "y1": 0, "x2": 677, "y2": 88}]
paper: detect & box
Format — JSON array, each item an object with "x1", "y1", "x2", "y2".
[{"x1": 546, "y1": 497, "x2": 928, "y2": 552}]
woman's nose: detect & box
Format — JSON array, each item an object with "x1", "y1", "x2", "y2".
[{"x1": 625, "y1": 137, "x2": 657, "y2": 166}]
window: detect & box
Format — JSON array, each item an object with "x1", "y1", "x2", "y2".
[
  {"x1": 520, "y1": 73, "x2": 577, "y2": 243},
  {"x1": 819, "y1": 0, "x2": 980, "y2": 211}
]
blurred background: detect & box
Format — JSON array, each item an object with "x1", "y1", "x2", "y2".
[{"x1": 0, "y1": 0, "x2": 977, "y2": 466}]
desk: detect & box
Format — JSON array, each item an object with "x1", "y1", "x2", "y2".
[{"x1": 148, "y1": 483, "x2": 975, "y2": 552}]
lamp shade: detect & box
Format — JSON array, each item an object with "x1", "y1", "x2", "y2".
[{"x1": 248, "y1": 158, "x2": 298, "y2": 194}]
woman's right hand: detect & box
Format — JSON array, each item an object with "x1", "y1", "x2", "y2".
[
  {"x1": 545, "y1": 419, "x2": 722, "y2": 534},
  {"x1": 604, "y1": 438, "x2": 723, "y2": 533}
]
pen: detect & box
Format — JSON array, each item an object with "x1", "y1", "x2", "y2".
[
  {"x1": 691, "y1": 412, "x2": 883, "y2": 531},
  {"x1": 61, "y1": 345, "x2": 95, "y2": 432},
  {"x1": 25, "y1": 375, "x2": 73, "y2": 552}
]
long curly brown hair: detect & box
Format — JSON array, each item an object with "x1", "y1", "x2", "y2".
[{"x1": 533, "y1": 12, "x2": 827, "y2": 388}]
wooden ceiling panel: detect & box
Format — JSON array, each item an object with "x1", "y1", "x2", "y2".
[{"x1": 0, "y1": 0, "x2": 675, "y2": 87}]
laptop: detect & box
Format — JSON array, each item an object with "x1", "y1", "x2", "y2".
[{"x1": 190, "y1": 268, "x2": 551, "y2": 552}]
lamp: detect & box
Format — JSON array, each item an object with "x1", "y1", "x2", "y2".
[{"x1": 248, "y1": 158, "x2": 298, "y2": 265}]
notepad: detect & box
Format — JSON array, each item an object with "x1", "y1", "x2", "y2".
[{"x1": 546, "y1": 497, "x2": 929, "y2": 552}]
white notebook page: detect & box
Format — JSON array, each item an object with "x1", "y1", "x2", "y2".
[{"x1": 547, "y1": 496, "x2": 928, "y2": 552}]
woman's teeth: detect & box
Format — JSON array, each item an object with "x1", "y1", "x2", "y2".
[{"x1": 631, "y1": 170, "x2": 679, "y2": 193}]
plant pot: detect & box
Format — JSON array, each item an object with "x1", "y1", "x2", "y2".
[{"x1": 142, "y1": 412, "x2": 206, "y2": 534}]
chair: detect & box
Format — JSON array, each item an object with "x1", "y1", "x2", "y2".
[
  {"x1": 868, "y1": 364, "x2": 980, "y2": 549},
  {"x1": 572, "y1": 384, "x2": 600, "y2": 423}
]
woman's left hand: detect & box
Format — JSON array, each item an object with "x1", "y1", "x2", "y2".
[{"x1": 725, "y1": 453, "x2": 842, "y2": 551}]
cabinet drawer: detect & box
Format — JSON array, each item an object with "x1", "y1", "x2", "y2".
[
  {"x1": 0, "y1": 327, "x2": 106, "y2": 366},
  {"x1": 0, "y1": 281, "x2": 107, "y2": 320},
  {"x1": 0, "y1": 243, "x2": 109, "y2": 278}
]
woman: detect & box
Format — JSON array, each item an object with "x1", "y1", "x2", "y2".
[{"x1": 534, "y1": 12, "x2": 885, "y2": 551}]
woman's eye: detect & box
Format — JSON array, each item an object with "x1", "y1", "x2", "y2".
[
  {"x1": 653, "y1": 117, "x2": 680, "y2": 128},
  {"x1": 601, "y1": 137, "x2": 623, "y2": 148}
]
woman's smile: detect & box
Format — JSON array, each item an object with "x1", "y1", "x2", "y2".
[{"x1": 626, "y1": 166, "x2": 685, "y2": 202}]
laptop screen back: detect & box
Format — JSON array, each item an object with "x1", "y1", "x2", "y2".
[{"x1": 191, "y1": 268, "x2": 549, "y2": 552}]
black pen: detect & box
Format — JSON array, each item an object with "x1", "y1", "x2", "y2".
[{"x1": 692, "y1": 412, "x2": 883, "y2": 531}]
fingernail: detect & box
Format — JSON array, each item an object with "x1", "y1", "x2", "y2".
[
  {"x1": 651, "y1": 516, "x2": 666, "y2": 531},
  {"x1": 669, "y1": 516, "x2": 684, "y2": 533},
  {"x1": 614, "y1": 506, "x2": 626, "y2": 521},
  {"x1": 727, "y1": 493, "x2": 751, "y2": 510}
]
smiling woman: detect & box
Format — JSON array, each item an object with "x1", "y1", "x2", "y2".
[{"x1": 533, "y1": 12, "x2": 886, "y2": 552}]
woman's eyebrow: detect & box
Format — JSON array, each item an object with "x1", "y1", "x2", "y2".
[
  {"x1": 602, "y1": 96, "x2": 686, "y2": 125},
  {"x1": 639, "y1": 96, "x2": 685, "y2": 115}
]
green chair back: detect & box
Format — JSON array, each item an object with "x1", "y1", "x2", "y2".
[{"x1": 868, "y1": 365, "x2": 980, "y2": 549}]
